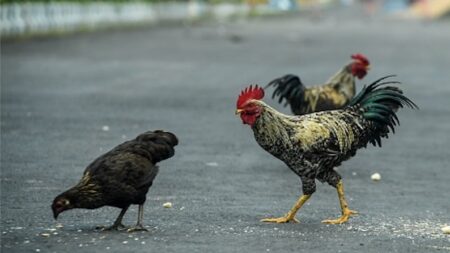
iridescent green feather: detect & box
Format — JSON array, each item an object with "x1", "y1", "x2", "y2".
[{"x1": 349, "y1": 75, "x2": 418, "y2": 147}]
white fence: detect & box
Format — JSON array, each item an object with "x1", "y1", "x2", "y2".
[{"x1": 0, "y1": 2, "x2": 268, "y2": 37}]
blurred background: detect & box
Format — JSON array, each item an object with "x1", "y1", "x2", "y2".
[{"x1": 2, "y1": 0, "x2": 450, "y2": 37}]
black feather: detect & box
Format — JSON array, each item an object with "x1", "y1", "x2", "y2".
[
  {"x1": 349, "y1": 75, "x2": 418, "y2": 147},
  {"x1": 266, "y1": 74, "x2": 306, "y2": 109},
  {"x1": 52, "y1": 130, "x2": 179, "y2": 224}
]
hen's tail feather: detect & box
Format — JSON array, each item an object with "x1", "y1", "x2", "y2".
[
  {"x1": 265, "y1": 74, "x2": 306, "y2": 107},
  {"x1": 135, "y1": 130, "x2": 179, "y2": 163},
  {"x1": 348, "y1": 75, "x2": 418, "y2": 147}
]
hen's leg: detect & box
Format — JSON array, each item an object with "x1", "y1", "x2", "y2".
[
  {"x1": 322, "y1": 179, "x2": 358, "y2": 224},
  {"x1": 97, "y1": 207, "x2": 128, "y2": 231},
  {"x1": 127, "y1": 204, "x2": 148, "y2": 232},
  {"x1": 261, "y1": 177, "x2": 315, "y2": 224}
]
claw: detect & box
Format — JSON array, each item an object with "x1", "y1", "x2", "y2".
[
  {"x1": 261, "y1": 216, "x2": 299, "y2": 224},
  {"x1": 96, "y1": 223, "x2": 127, "y2": 231},
  {"x1": 322, "y1": 209, "x2": 358, "y2": 224},
  {"x1": 126, "y1": 225, "x2": 148, "y2": 233}
]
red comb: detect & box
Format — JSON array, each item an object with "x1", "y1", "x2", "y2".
[
  {"x1": 237, "y1": 85, "x2": 265, "y2": 109},
  {"x1": 351, "y1": 53, "x2": 370, "y2": 66}
]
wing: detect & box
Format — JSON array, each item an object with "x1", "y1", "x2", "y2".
[
  {"x1": 305, "y1": 85, "x2": 349, "y2": 112},
  {"x1": 291, "y1": 110, "x2": 364, "y2": 156},
  {"x1": 84, "y1": 150, "x2": 157, "y2": 190},
  {"x1": 136, "y1": 165, "x2": 159, "y2": 189}
]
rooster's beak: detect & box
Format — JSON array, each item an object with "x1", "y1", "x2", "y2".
[
  {"x1": 235, "y1": 109, "x2": 243, "y2": 115},
  {"x1": 366, "y1": 65, "x2": 371, "y2": 70}
]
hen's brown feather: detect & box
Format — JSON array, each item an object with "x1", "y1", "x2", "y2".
[{"x1": 52, "y1": 130, "x2": 178, "y2": 213}]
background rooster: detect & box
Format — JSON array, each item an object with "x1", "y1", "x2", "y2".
[
  {"x1": 235, "y1": 76, "x2": 417, "y2": 224},
  {"x1": 266, "y1": 54, "x2": 370, "y2": 115},
  {"x1": 51, "y1": 130, "x2": 178, "y2": 232}
]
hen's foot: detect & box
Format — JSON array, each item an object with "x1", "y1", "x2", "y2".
[
  {"x1": 96, "y1": 223, "x2": 127, "y2": 231},
  {"x1": 261, "y1": 216, "x2": 299, "y2": 224},
  {"x1": 127, "y1": 224, "x2": 148, "y2": 233},
  {"x1": 322, "y1": 209, "x2": 358, "y2": 224}
]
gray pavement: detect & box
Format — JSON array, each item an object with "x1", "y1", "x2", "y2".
[{"x1": 2, "y1": 6, "x2": 450, "y2": 253}]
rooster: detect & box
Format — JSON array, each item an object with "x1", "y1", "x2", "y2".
[
  {"x1": 266, "y1": 54, "x2": 370, "y2": 115},
  {"x1": 235, "y1": 76, "x2": 417, "y2": 224},
  {"x1": 52, "y1": 130, "x2": 178, "y2": 232}
]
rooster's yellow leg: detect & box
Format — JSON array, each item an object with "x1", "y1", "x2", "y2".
[
  {"x1": 322, "y1": 180, "x2": 358, "y2": 224},
  {"x1": 261, "y1": 194, "x2": 311, "y2": 223}
]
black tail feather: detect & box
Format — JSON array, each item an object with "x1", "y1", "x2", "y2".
[
  {"x1": 136, "y1": 130, "x2": 179, "y2": 163},
  {"x1": 349, "y1": 75, "x2": 418, "y2": 147},
  {"x1": 265, "y1": 74, "x2": 306, "y2": 107}
]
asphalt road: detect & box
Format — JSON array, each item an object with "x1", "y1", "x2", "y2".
[{"x1": 2, "y1": 6, "x2": 450, "y2": 253}]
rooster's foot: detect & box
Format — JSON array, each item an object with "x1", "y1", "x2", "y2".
[
  {"x1": 261, "y1": 216, "x2": 299, "y2": 224},
  {"x1": 321, "y1": 209, "x2": 358, "y2": 224}
]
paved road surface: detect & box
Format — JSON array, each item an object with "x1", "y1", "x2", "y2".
[{"x1": 2, "y1": 6, "x2": 450, "y2": 253}]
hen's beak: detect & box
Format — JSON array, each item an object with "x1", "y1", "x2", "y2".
[
  {"x1": 52, "y1": 206, "x2": 62, "y2": 220},
  {"x1": 366, "y1": 65, "x2": 371, "y2": 70},
  {"x1": 235, "y1": 109, "x2": 243, "y2": 115}
]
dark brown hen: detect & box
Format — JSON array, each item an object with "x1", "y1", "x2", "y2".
[{"x1": 51, "y1": 130, "x2": 178, "y2": 232}]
